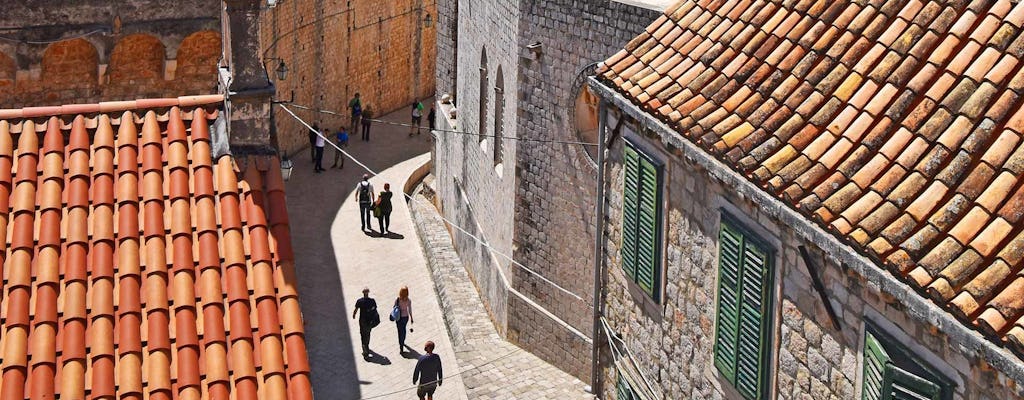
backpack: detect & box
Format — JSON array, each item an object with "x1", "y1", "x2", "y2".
[{"x1": 358, "y1": 182, "x2": 371, "y2": 203}]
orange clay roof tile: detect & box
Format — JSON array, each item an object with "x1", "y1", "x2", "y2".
[
  {"x1": 600, "y1": 0, "x2": 1024, "y2": 361},
  {"x1": 0, "y1": 96, "x2": 311, "y2": 400}
]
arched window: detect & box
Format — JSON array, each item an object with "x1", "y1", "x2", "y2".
[
  {"x1": 575, "y1": 84, "x2": 600, "y2": 162},
  {"x1": 42, "y1": 39, "x2": 98, "y2": 88},
  {"x1": 493, "y1": 66, "x2": 504, "y2": 166},
  {"x1": 108, "y1": 34, "x2": 166, "y2": 84},
  {"x1": 0, "y1": 52, "x2": 14, "y2": 94},
  {"x1": 176, "y1": 30, "x2": 221, "y2": 79},
  {"x1": 478, "y1": 48, "x2": 488, "y2": 144}
]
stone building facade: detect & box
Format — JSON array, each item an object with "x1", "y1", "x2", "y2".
[
  {"x1": 591, "y1": 101, "x2": 1024, "y2": 399},
  {"x1": 261, "y1": 0, "x2": 437, "y2": 155},
  {"x1": 0, "y1": 0, "x2": 221, "y2": 107},
  {"x1": 432, "y1": 0, "x2": 668, "y2": 381},
  {"x1": 591, "y1": 0, "x2": 1024, "y2": 398}
]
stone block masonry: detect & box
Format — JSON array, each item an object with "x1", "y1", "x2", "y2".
[
  {"x1": 261, "y1": 0, "x2": 437, "y2": 156},
  {"x1": 410, "y1": 189, "x2": 593, "y2": 399},
  {"x1": 431, "y1": 0, "x2": 660, "y2": 383},
  {"x1": 596, "y1": 107, "x2": 1024, "y2": 399},
  {"x1": 0, "y1": 0, "x2": 221, "y2": 108}
]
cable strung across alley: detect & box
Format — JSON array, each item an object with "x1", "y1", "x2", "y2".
[
  {"x1": 277, "y1": 103, "x2": 588, "y2": 303},
  {"x1": 284, "y1": 103, "x2": 601, "y2": 146}
]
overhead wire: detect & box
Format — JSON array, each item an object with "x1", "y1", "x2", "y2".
[
  {"x1": 283, "y1": 103, "x2": 600, "y2": 146},
  {"x1": 277, "y1": 104, "x2": 587, "y2": 302},
  {"x1": 0, "y1": 28, "x2": 106, "y2": 44}
]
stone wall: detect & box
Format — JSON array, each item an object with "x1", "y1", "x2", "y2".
[
  {"x1": 434, "y1": 0, "x2": 457, "y2": 103},
  {"x1": 511, "y1": 0, "x2": 659, "y2": 380},
  {"x1": 431, "y1": 0, "x2": 659, "y2": 382},
  {"x1": 0, "y1": 1, "x2": 220, "y2": 107},
  {"x1": 598, "y1": 110, "x2": 1024, "y2": 399},
  {"x1": 261, "y1": 0, "x2": 437, "y2": 156}
]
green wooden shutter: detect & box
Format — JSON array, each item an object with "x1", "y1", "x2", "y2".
[
  {"x1": 863, "y1": 332, "x2": 890, "y2": 400},
  {"x1": 882, "y1": 365, "x2": 943, "y2": 400},
  {"x1": 636, "y1": 157, "x2": 659, "y2": 299},
  {"x1": 714, "y1": 222, "x2": 743, "y2": 384},
  {"x1": 736, "y1": 242, "x2": 770, "y2": 399},
  {"x1": 622, "y1": 145, "x2": 640, "y2": 280},
  {"x1": 616, "y1": 375, "x2": 637, "y2": 400}
]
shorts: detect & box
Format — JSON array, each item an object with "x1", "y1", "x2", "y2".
[
  {"x1": 416, "y1": 383, "x2": 437, "y2": 398},
  {"x1": 412, "y1": 115, "x2": 422, "y2": 124}
]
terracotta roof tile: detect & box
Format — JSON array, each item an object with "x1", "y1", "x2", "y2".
[
  {"x1": 0, "y1": 97, "x2": 311, "y2": 399},
  {"x1": 600, "y1": 0, "x2": 1024, "y2": 360}
]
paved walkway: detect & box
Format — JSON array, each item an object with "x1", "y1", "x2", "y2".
[
  {"x1": 410, "y1": 187, "x2": 594, "y2": 399},
  {"x1": 284, "y1": 103, "x2": 590, "y2": 399},
  {"x1": 284, "y1": 105, "x2": 466, "y2": 400}
]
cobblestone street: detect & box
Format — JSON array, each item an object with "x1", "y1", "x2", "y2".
[
  {"x1": 283, "y1": 105, "x2": 593, "y2": 398},
  {"x1": 411, "y1": 191, "x2": 594, "y2": 399},
  {"x1": 282, "y1": 106, "x2": 467, "y2": 399}
]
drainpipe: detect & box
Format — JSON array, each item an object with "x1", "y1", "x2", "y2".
[{"x1": 590, "y1": 94, "x2": 609, "y2": 397}]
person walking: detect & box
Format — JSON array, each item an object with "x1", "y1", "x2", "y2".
[
  {"x1": 356, "y1": 175, "x2": 375, "y2": 231},
  {"x1": 375, "y1": 183, "x2": 394, "y2": 234},
  {"x1": 349, "y1": 92, "x2": 362, "y2": 128},
  {"x1": 412, "y1": 341, "x2": 443, "y2": 400},
  {"x1": 313, "y1": 128, "x2": 326, "y2": 173},
  {"x1": 332, "y1": 126, "x2": 349, "y2": 169},
  {"x1": 361, "y1": 104, "x2": 374, "y2": 141},
  {"x1": 427, "y1": 104, "x2": 436, "y2": 133},
  {"x1": 308, "y1": 123, "x2": 320, "y2": 163},
  {"x1": 410, "y1": 100, "x2": 424, "y2": 136},
  {"x1": 351, "y1": 287, "x2": 380, "y2": 358},
  {"x1": 392, "y1": 286, "x2": 414, "y2": 352}
]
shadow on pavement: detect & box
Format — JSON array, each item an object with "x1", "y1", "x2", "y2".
[
  {"x1": 400, "y1": 349, "x2": 423, "y2": 359},
  {"x1": 282, "y1": 102, "x2": 434, "y2": 400},
  {"x1": 364, "y1": 351, "x2": 393, "y2": 366}
]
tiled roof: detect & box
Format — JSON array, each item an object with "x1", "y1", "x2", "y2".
[
  {"x1": 0, "y1": 96, "x2": 312, "y2": 400},
  {"x1": 599, "y1": 0, "x2": 1024, "y2": 358}
]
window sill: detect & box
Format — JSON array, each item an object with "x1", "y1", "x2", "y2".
[{"x1": 622, "y1": 271, "x2": 663, "y2": 322}]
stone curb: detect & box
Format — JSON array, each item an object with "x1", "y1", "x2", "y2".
[{"x1": 409, "y1": 187, "x2": 595, "y2": 399}]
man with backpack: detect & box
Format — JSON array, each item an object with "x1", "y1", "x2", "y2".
[
  {"x1": 352, "y1": 287, "x2": 380, "y2": 358},
  {"x1": 349, "y1": 92, "x2": 362, "y2": 129},
  {"x1": 410, "y1": 99, "x2": 424, "y2": 136},
  {"x1": 356, "y1": 174, "x2": 375, "y2": 231}
]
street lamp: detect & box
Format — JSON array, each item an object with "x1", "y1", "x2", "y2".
[
  {"x1": 275, "y1": 60, "x2": 289, "y2": 81},
  {"x1": 264, "y1": 58, "x2": 289, "y2": 81}
]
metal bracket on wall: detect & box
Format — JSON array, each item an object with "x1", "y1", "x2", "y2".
[{"x1": 798, "y1": 245, "x2": 842, "y2": 331}]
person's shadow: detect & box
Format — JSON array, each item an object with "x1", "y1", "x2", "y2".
[
  {"x1": 400, "y1": 348, "x2": 422, "y2": 359},
  {"x1": 364, "y1": 350, "x2": 392, "y2": 365},
  {"x1": 363, "y1": 230, "x2": 405, "y2": 240}
]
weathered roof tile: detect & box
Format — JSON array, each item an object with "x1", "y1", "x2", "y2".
[
  {"x1": 0, "y1": 97, "x2": 311, "y2": 399},
  {"x1": 600, "y1": 0, "x2": 1024, "y2": 360}
]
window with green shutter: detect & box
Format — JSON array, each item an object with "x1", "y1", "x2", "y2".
[
  {"x1": 713, "y1": 218, "x2": 774, "y2": 400},
  {"x1": 616, "y1": 374, "x2": 640, "y2": 400},
  {"x1": 621, "y1": 140, "x2": 662, "y2": 301},
  {"x1": 862, "y1": 329, "x2": 952, "y2": 400}
]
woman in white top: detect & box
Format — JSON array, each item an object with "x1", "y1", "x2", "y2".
[{"x1": 396, "y1": 286, "x2": 414, "y2": 352}]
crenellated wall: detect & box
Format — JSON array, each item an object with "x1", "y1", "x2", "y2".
[{"x1": 0, "y1": 1, "x2": 221, "y2": 107}]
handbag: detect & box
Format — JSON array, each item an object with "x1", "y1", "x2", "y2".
[
  {"x1": 373, "y1": 203, "x2": 383, "y2": 218},
  {"x1": 389, "y1": 298, "x2": 401, "y2": 322},
  {"x1": 369, "y1": 306, "x2": 381, "y2": 328}
]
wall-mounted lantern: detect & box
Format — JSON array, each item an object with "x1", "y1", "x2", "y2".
[
  {"x1": 275, "y1": 60, "x2": 289, "y2": 81},
  {"x1": 280, "y1": 156, "x2": 294, "y2": 181}
]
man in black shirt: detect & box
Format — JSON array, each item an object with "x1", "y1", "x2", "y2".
[
  {"x1": 352, "y1": 287, "x2": 379, "y2": 357},
  {"x1": 413, "y1": 341, "x2": 443, "y2": 399}
]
